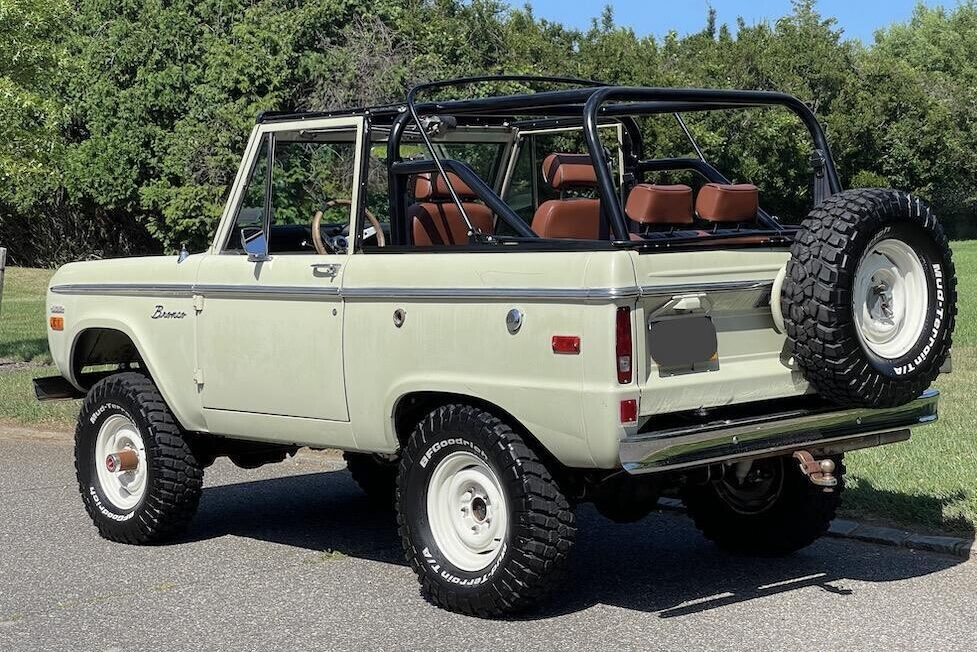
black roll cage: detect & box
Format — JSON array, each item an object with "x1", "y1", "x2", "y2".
[{"x1": 258, "y1": 75, "x2": 842, "y2": 249}]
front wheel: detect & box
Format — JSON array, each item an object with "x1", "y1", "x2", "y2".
[
  {"x1": 681, "y1": 454, "x2": 844, "y2": 556},
  {"x1": 75, "y1": 372, "x2": 203, "y2": 544},
  {"x1": 396, "y1": 404, "x2": 575, "y2": 617}
]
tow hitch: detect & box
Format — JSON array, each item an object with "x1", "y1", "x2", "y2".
[{"x1": 792, "y1": 450, "x2": 837, "y2": 490}]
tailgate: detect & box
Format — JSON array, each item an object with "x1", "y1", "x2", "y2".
[{"x1": 630, "y1": 248, "x2": 808, "y2": 416}]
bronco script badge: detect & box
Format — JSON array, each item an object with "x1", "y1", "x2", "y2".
[{"x1": 151, "y1": 305, "x2": 186, "y2": 319}]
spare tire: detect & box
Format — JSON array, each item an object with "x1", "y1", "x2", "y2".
[{"x1": 783, "y1": 188, "x2": 956, "y2": 408}]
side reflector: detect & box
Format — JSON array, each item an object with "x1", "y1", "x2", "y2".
[
  {"x1": 552, "y1": 335, "x2": 581, "y2": 354},
  {"x1": 49, "y1": 316, "x2": 64, "y2": 331},
  {"x1": 615, "y1": 306, "x2": 633, "y2": 384},
  {"x1": 620, "y1": 399, "x2": 638, "y2": 423}
]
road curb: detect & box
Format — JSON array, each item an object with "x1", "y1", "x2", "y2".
[{"x1": 657, "y1": 497, "x2": 973, "y2": 560}]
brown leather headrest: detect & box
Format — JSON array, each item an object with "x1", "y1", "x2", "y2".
[
  {"x1": 542, "y1": 153, "x2": 597, "y2": 190},
  {"x1": 696, "y1": 183, "x2": 759, "y2": 222},
  {"x1": 531, "y1": 199, "x2": 601, "y2": 240},
  {"x1": 412, "y1": 172, "x2": 478, "y2": 201},
  {"x1": 625, "y1": 184, "x2": 694, "y2": 225}
]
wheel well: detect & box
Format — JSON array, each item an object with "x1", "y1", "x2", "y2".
[
  {"x1": 72, "y1": 328, "x2": 144, "y2": 389},
  {"x1": 392, "y1": 391, "x2": 563, "y2": 471}
]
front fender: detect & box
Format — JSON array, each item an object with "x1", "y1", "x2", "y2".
[{"x1": 63, "y1": 311, "x2": 205, "y2": 433}]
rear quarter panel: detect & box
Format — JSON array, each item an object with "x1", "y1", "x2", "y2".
[{"x1": 342, "y1": 250, "x2": 640, "y2": 468}]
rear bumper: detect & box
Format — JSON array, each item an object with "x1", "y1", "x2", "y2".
[{"x1": 620, "y1": 390, "x2": 938, "y2": 474}]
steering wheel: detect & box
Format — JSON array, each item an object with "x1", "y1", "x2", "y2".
[{"x1": 311, "y1": 199, "x2": 385, "y2": 254}]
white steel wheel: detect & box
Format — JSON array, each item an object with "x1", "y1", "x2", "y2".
[
  {"x1": 93, "y1": 413, "x2": 148, "y2": 511},
  {"x1": 425, "y1": 451, "x2": 509, "y2": 572},
  {"x1": 852, "y1": 237, "x2": 928, "y2": 360}
]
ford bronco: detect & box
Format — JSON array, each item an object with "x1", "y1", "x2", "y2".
[{"x1": 35, "y1": 76, "x2": 956, "y2": 616}]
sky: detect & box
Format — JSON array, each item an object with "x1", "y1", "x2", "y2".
[{"x1": 505, "y1": 0, "x2": 946, "y2": 43}]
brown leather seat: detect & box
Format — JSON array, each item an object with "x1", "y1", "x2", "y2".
[
  {"x1": 695, "y1": 183, "x2": 759, "y2": 223},
  {"x1": 531, "y1": 153, "x2": 601, "y2": 239},
  {"x1": 625, "y1": 184, "x2": 694, "y2": 226},
  {"x1": 409, "y1": 172, "x2": 494, "y2": 246}
]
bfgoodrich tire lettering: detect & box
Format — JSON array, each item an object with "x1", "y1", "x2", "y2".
[
  {"x1": 783, "y1": 189, "x2": 957, "y2": 407},
  {"x1": 397, "y1": 404, "x2": 575, "y2": 617},
  {"x1": 75, "y1": 372, "x2": 203, "y2": 544}
]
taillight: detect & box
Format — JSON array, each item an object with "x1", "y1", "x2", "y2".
[{"x1": 615, "y1": 306, "x2": 632, "y2": 384}]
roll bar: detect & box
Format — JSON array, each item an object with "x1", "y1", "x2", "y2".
[
  {"x1": 389, "y1": 76, "x2": 843, "y2": 244},
  {"x1": 582, "y1": 87, "x2": 843, "y2": 240}
]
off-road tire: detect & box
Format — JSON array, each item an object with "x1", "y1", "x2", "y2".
[
  {"x1": 343, "y1": 451, "x2": 398, "y2": 506},
  {"x1": 783, "y1": 189, "x2": 956, "y2": 407},
  {"x1": 75, "y1": 372, "x2": 203, "y2": 544},
  {"x1": 397, "y1": 404, "x2": 575, "y2": 617},
  {"x1": 681, "y1": 455, "x2": 844, "y2": 556},
  {"x1": 592, "y1": 476, "x2": 659, "y2": 524}
]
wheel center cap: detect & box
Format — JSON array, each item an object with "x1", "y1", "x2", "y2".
[
  {"x1": 105, "y1": 449, "x2": 139, "y2": 473},
  {"x1": 471, "y1": 496, "x2": 488, "y2": 522}
]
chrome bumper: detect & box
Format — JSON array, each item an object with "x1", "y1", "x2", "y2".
[{"x1": 621, "y1": 390, "x2": 939, "y2": 474}]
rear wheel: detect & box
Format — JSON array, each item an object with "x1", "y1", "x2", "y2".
[
  {"x1": 396, "y1": 404, "x2": 575, "y2": 617},
  {"x1": 75, "y1": 372, "x2": 203, "y2": 544},
  {"x1": 681, "y1": 455, "x2": 844, "y2": 556}
]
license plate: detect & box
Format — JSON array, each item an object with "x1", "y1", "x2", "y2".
[{"x1": 648, "y1": 315, "x2": 718, "y2": 372}]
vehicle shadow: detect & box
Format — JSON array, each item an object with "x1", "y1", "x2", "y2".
[{"x1": 184, "y1": 468, "x2": 971, "y2": 620}]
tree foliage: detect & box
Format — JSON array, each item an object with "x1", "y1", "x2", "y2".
[{"x1": 2, "y1": 0, "x2": 977, "y2": 265}]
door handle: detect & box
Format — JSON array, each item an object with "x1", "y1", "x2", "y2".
[{"x1": 310, "y1": 263, "x2": 341, "y2": 279}]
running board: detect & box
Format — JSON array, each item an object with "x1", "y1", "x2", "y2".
[
  {"x1": 620, "y1": 390, "x2": 938, "y2": 474},
  {"x1": 32, "y1": 373, "x2": 115, "y2": 401}
]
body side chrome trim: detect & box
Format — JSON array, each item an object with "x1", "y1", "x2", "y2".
[
  {"x1": 50, "y1": 279, "x2": 771, "y2": 302},
  {"x1": 50, "y1": 283, "x2": 195, "y2": 297},
  {"x1": 340, "y1": 286, "x2": 640, "y2": 301},
  {"x1": 194, "y1": 284, "x2": 340, "y2": 300},
  {"x1": 639, "y1": 280, "x2": 774, "y2": 296},
  {"x1": 51, "y1": 283, "x2": 636, "y2": 302}
]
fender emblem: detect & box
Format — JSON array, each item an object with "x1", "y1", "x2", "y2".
[{"x1": 151, "y1": 305, "x2": 187, "y2": 319}]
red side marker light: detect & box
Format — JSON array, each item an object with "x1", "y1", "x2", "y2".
[
  {"x1": 49, "y1": 316, "x2": 64, "y2": 331},
  {"x1": 620, "y1": 399, "x2": 638, "y2": 423},
  {"x1": 552, "y1": 335, "x2": 581, "y2": 354}
]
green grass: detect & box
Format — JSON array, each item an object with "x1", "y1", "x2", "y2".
[
  {"x1": 842, "y1": 241, "x2": 977, "y2": 534},
  {"x1": 0, "y1": 252, "x2": 975, "y2": 534},
  {"x1": 0, "y1": 267, "x2": 80, "y2": 427},
  {"x1": 0, "y1": 267, "x2": 54, "y2": 363}
]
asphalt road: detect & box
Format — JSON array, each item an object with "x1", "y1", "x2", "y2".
[{"x1": 1, "y1": 431, "x2": 974, "y2": 652}]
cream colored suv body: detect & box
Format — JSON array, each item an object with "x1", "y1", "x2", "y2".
[
  {"x1": 40, "y1": 109, "x2": 935, "y2": 475},
  {"x1": 40, "y1": 80, "x2": 948, "y2": 616}
]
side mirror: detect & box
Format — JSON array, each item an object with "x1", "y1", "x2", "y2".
[{"x1": 240, "y1": 226, "x2": 269, "y2": 262}]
